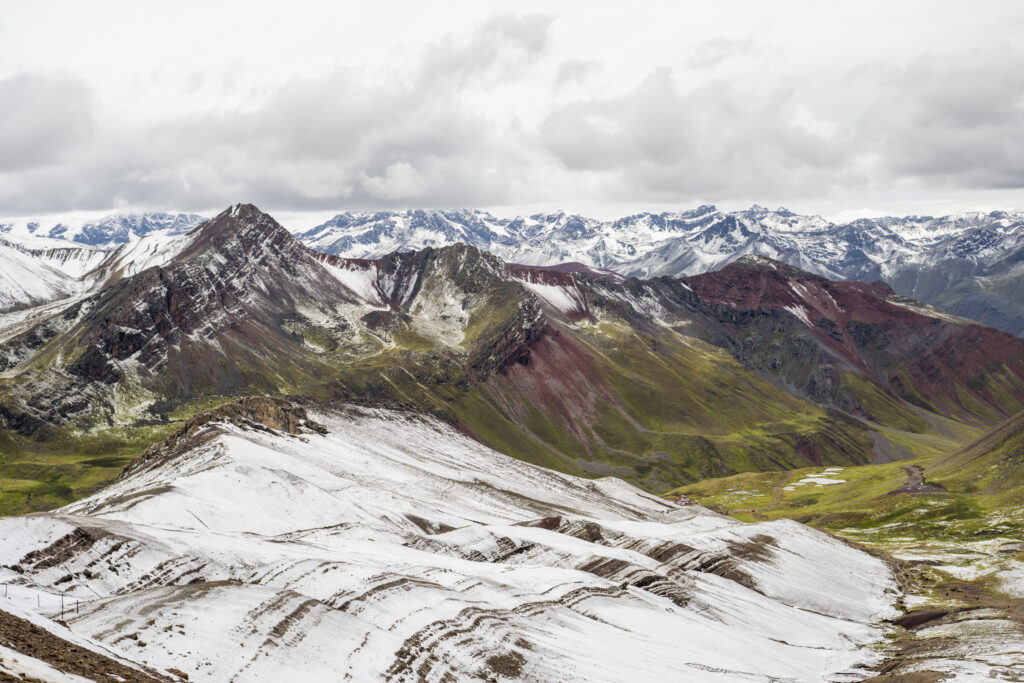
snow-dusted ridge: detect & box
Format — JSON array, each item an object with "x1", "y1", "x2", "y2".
[
  {"x1": 295, "y1": 206, "x2": 1024, "y2": 279},
  {"x1": 0, "y1": 222, "x2": 204, "y2": 313},
  {"x1": 0, "y1": 401, "x2": 899, "y2": 682},
  {"x1": 0, "y1": 212, "x2": 205, "y2": 250},
  {"x1": 294, "y1": 206, "x2": 1024, "y2": 336}
]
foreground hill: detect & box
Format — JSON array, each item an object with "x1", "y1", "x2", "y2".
[
  {"x1": 0, "y1": 399, "x2": 898, "y2": 682},
  {"x1": 3, "y1": 204, "x2": 1024, "y2": 513}
]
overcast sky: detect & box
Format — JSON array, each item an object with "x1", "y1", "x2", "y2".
[{"x1": 1, "y1": 0, "x2": 1023, "y2": 225}]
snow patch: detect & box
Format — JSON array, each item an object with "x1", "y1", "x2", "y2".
[{"x1": 518, "y1": 279, "x2": 586, "y2": 317}]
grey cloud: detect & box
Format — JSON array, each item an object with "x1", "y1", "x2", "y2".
[
  {"x1": 540, "y1": 68, "x2": 845, "y2": 200},
  {"x1": 688, "y1": 37, "x2": 758, "y2": 69},
  {"x1": 555, "y1": 59, "x2": 602, "y2": 86},
  {"x1": 0, "y1": 73, "x2": 93, "y2": 172},
  {"x1": 4, "y1": 15, "x2": 1024, "y2": 215},
  {"x1": 539, "y1": 44, "x2": 1024, "y2": 202},
  {"x1": 0, "y1": 14, "x2": 550, "y2": 213},
  {"x1": 418, "y1": 13, "x2": 553, "y2": 88},
  {"x1": 858, "y1": 50, "x2": 1024, "y2": 187}
]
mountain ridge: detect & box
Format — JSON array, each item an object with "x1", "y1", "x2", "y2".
[
  {"x1": 5, "y1": 204, "x2": 1024, "y2": 336},
  {"x1": 295, "y1": 205, "x2": 1024, "y2": 336}
]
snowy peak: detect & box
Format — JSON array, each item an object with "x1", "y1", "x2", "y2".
[
  {"x1": 179, "y1": 202, "x2": 296, "y2": 259},
  {"x1": 297, "y1": 206, "x2": 1024, "y2": 275},
  {"x1": 0, "y1": 211, "x2": 205, "y2": 249}
]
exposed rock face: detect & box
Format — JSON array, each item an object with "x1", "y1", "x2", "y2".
[
  {"x1": 189, "y1": 396, "x2": 327, "y2": 435},
  {"x1": 467, "y1": 298, "x2": 547, "y2": 381}
]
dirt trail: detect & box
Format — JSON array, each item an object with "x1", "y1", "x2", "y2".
[{"x1": 888, "y1": 465, "x2": 948, "y2": 495}]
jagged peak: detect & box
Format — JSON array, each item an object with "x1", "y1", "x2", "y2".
[{"x1": 177, "y1": 203, "x2": 296, "y2": 262}]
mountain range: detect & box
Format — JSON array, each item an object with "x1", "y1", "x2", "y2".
[
  {"x1": 0, "y1": 212, "x2": 204, "y2": 250},
  {"x1": 4, "y1": 204, "x2": 1022, "y2": 339},
  {"x1": 297, "y1": 205, "x2": 1024, "y2": 338},
  {"x1": 2, "y1": 203, "x2": 1024, "y2": 679}
]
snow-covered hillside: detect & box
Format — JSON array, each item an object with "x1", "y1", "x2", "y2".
[
  {"x1": 0, "y1": 225, "x2": 202, "y2": 313},
  {"x1": 0, "y1": 240, "x2": 87, "y2": 311},
  {"x1": 0, "y1": 400, "x2": 900, "y2": 682}
]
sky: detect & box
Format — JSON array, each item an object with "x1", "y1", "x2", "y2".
[{"x1": 1, "y1": 0, "x2": 1023, "y2": 226}]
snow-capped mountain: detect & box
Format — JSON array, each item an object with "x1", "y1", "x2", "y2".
[
  {"x1": 0, "y1": 211, "x2": 207, "y2": 314},
  {"x1": 0, "y1": 398, "x2": 899, "y2": 682},
  {"x1": 297, "y1": 206, "x2": 1024, "y2": 335},
  {"x1": 6, "y1": 205, "x2": 1023, "y2": 334},
  {"x1": 0, "y1": 212, "x2": 205, "y2": 250},
  {"x1": 298, "y1": 205, "x2": 1024, "y2": 280}
]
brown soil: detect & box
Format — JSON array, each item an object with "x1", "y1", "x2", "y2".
[{"x1": 0, "y1": 607, "x2": 169, "y2": 681}]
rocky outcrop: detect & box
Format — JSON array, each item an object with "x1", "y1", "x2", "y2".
[
  {"x1": 467, "y1": 298, "x2": 547, "y2": 382},
  {"x1": 123, "y1": 397, "x2": 327, "y2": 478}
]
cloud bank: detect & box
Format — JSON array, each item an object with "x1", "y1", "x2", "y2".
[{"x1": 1, "y1": 3, "x2": 1022, "y2": 215}]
